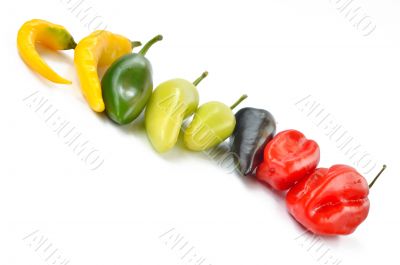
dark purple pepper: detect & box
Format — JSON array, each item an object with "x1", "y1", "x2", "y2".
[{"x1": 230, "y1": 107, "x2": 276, "y2": 176}]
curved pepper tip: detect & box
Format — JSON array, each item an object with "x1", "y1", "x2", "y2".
[
  {"x1": 49, "y1": 75, "x2": 72, "y2": 85},
  {"x1": 91, "y1": 101, "x2": 105, "y2": 113},
  {"x1": 59, "y1": 79, "x2": 72, "y2": 85},
  {"x1": 151, "y1": 142, "x2": 172, "y2": 154}
]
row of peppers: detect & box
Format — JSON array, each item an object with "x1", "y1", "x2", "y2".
[{"x1": 17, "y1": 19, "x2": 386, "y2": 236}]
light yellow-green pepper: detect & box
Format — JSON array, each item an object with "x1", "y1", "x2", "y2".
[{"x1": 145, "y1": 72, "x2": 208, "y2": 153}]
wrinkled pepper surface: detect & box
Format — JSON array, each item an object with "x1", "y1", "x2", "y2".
[
  {"x1": 230, "y1": 107, "x2": 276, "y2": 176},
  {"x1": 17, "y1": 19, "x2": 77, "y2": 84},
  {"x1": 102, "y1": 35, "x2": 162, "y2": 124},
  {"x1": 286, "y1": 165, "x2": 384, "y2": 235},
  {"x1": 256, "y1": 130, "x2": 320, "y2": 190},
  {"x1": 74, "y1": 30, "x2": 141, "y2": 112}
]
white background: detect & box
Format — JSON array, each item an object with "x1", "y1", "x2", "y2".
[{"x1": 1, "y1": 0, "x2": 400, "y2": 264}]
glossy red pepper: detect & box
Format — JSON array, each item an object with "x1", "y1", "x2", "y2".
[
  {"x1": 285, "y1": 165, "x2": 387, "y2": 235},
  {"x1": 256, "y1": 129, "x2": 320, "y2": 190}
]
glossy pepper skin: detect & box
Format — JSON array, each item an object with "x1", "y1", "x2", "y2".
[
  {"x1": 184, "y1": 95, "x2": 247, "y2": 151},
  {"x1": 230, "y1": 107, "x2": 276, "y2": 176},
  {"x1": 256, "y1": 130, "x2": 320, "y2": 190},
  {"x1": 286, "y1": 165, "x2": 370, "y2": 235},
  {"x1": 74, "y1": 30, "x2": 141, "y2": 112},
  {"x1": 102, "y1": 35, "x2": 162, "y2": 124},
  {"x1": 145, "y1": 72, "x2": 208, "y2": 153},
  {"x1": 17, "y1": 19, "x2": 77, "y2": 84}
]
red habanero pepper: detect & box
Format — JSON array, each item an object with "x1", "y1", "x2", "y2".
[
  {"x1": 256, "y1": 130, "x2": 320, "y2": 190},
  {"x1": 286, "y1": 165, "x2": 386, "y2": 235}
]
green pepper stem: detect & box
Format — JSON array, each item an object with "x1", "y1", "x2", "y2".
[
  {"x1": 71, "y1": 40, "x2": 77, "y2": 49},
  {"x1": 139, "y1": 35, "x2": 163, "y2": 56},
  {"x1": 230, "y1": 94, "x2": 248, "y2": 110},
  {"x1": 369, "y1": 164, "x2": 387, "y2": 189},
  {"x1": 131, "y1": 41, "x2": 142, "y2": 48},
  {"x1": 193, "y1": 71, "x2": 208, "y2": 86}
]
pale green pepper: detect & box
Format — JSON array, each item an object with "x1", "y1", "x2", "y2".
[
  {"x1": 145, "y1": 72, "x2": 208, "y2": 153},
  {"x1": 183, "y1": 95, "x2": 248, "y2": 151}
]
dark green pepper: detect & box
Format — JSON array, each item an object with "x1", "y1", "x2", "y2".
[
  {"x1": 102, "y1": 35, "x2": 163, "y2": 124},
  {"x1": 230, "y1": 107, "x2": 276, "y2": 176}
]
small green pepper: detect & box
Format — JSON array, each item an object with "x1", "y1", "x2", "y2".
[
  {"x1": 145, "y1": 72, "x2": 208, "y2": 153},
  {"x1": 183, "y1": 95, "x2": 247, "y2": 151},
  {"x1": 101, "y1": 35, "x2": 163, "y2": 124}
]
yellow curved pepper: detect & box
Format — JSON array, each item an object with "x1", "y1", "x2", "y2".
[
  {"x1": 17, "y1": 19, "x2": 77, "y2": 84},
  {"x1": 74, "y1": 30, "x2": 141, "y2": 112}
]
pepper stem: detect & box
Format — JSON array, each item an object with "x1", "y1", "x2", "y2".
[
  {"x1": 193, "y1": 71, "x2": 208, "y2": 86},
  {"x1": 230, "y1": 94, "x2": 248, "y2": 110},
  {"x1": 369, "y1": 164, "x2": 387, "y2": 189},
  {"x1": 139, "y1": 35, "x2": 163, "y2": 56},
  {"x1": 131, "y1": 41, "x2": 142, "y2": 48}
]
